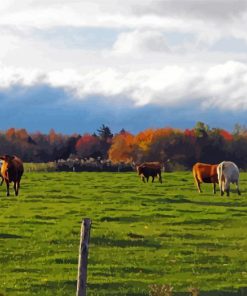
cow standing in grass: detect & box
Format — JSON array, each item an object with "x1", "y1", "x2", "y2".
[
  {"x1": 192, "y1": 162, "x2": 219, "y2": 194},
  {"x1": 217, "y1": 161, "x2": 241, "y2": 196},
  {"x1": 137, "y1": 162, "x2": 162, "y2": 183},
  {"x1": 0, "y1": 160, "x2": 4, "y2": 186},
  {"x1": 0, "y1": 155, "x2": 24, "y2": 196}
]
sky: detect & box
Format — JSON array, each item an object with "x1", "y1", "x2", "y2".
[{"x1": 0, "y1": 0, "x2": 247, "y2": 134}]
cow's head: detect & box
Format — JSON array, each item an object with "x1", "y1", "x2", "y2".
[
  {"x1": 0, "y1": 155, "x2": 15, "y2": 163},
  {"x1": 136, "y1": 165, "x2": 144, "y2": 175},
  {"x1": 132, "y1": 162, "x2": 140, "y2": 173}
]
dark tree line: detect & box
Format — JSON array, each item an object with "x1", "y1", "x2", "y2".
[
  {"x1": 0, "y1": 125, "x2": 113, "y2": 163},
  {"x1": 1, "y1": 122, "x2": 247, "y2": 170}
]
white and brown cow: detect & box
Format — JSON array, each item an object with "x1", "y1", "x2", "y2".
[{"x1": 217, "y1": 161, "x2": 241, "y2": 196}]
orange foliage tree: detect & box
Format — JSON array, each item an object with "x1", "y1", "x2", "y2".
[
  {"x1": 133, "y1": 129, "x2": 156, "y2": 162},
  {"x1": 6, "y1": 128, "x2": 16, "y2": 140},
  {"x1": 109, "y1": 131, "x2": 135, "y2": 163}
]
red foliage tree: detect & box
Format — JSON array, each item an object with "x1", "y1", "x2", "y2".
[
  {"x1": 75, "y1": 134, "x2": 101, "y2": 158},
  {"x1": 219, "y1": 129, "x2": 233, "y2": 141},
  {"x1": 184, "y1": 128, "x2": 196, "y2": 144}
]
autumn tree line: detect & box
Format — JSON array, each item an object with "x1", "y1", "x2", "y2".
[{"x1": 1, "y1": 122, "x2": 247, "y2": 170}]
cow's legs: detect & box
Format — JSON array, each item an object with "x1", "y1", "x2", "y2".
[
  {"x1": 220, "y1": 180, "x2": 224, "y2": 196},
  {"x1": 141, "y1": 175, "x2": 145, "y2": 183},
  {"x1": 0, "y1": 176, "x2": 3, "y2": 186},
  {"x1": 195, "y1": 178, "x2": 202, "y2": 193},
  {"x1": 225, "y1": 179, "x2": 230, "y2": 196},
  {"x1": 146, "y1": 176, "x2": 149, "y2": 183},
  {"x1": 213, "y1": 183, "x2": 216, "y2": 194},
  {"x1": 151, "y1": 176, "x2": 155, "y2": 183},
  {"x1": 14, "y1": 181, "x2": 19, "y2": 196},
  {"x1": 6, "y1": 180, "x2": 10, "y2": 196},
  {"x1": 235, "y1": 181, "x2": 241, "y2": 195},
  {"x1": 158, "y1": 173, "x2": 162, "y2": 183}
]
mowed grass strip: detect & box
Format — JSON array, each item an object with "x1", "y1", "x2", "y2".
[{"x1": 0, "y1": 171, "x2": 247, "y2": 295}]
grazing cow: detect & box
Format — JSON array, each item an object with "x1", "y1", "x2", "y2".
[
  {"x1": 0, "y1": 160, "x2": 3, "y2": 185},
  {"x1": 0, "y1": 155, "x2": 24, "y2": 196},
  {"x1": 217, "y1": 161, "x2": 241, "y2": 196},
  {"x1": 192, "y1": 162, "x2": 219, "y2": 194},
  {"x1": 137, "y1": 162, "x2": 162, "y2": 183}
]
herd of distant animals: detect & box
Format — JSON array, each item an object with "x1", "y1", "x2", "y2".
[
  {"x1": 136, "y1": 161, "x2": 241, "y2": 196},
  {"x1": 0, "y1": 154, "x2": 241, "y2": 197}
]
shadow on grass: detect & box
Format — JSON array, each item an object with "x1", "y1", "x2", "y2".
[
  {"x1": 100, "y1": 215, "x2": 151, "y2": 223},
  {"x1": 0, "y1": 233, "x2": 23, "y2": 239},
  {"x1": 155, "y1": 213, "x2": 178, "y2": 218},
  {"x1": 30, "y1": 280, "x2": 76, "y2": 293},
  {"x1": 12, "y1": 268, "x2": 40, "y2": 273},
  {"x1": 169, "y1": 217, "x2": 227, "y2": 226},
  {"x1": 26, "y1": 195, "x2": 46, "y2": 200},
  {"x1": 54, "y1": 258, "x2": 78, "y2": 264},
  {"x1": 177, "y1": 209, "x2": 203, "y2": 213},
  {"x1": 192, "y1": 200, "x2": 243, "y2": 207},
  {"x1": 26, "y1": 194, "x2": 80, "y2": 203},
  {"x1": 195, "y1": 289, "x2": 247, "y2": 296},
  {"x1": 228, "y1": 207, "x2": 247, "y2": 214},
  {"x1": 158, "y1": 232, "x2": 208, "y2": 239},
  {"x1": 24, "y1": 220, "x2": 55, "y2": 225},
  {"x1": 164, "y1": 290, "x2": 247, "y2": 296},
  {"x1": 88, "y1": 282, "x2": 146, "y2": 296},
  {"x1": 34, "y1": 215, "x2": 58, "y2": 220},
  {"x1": 154, "y1": 195, "x2": 243, "y2": 208},
  {"x1": 154, "y1": 196, "x2": 192, "y2": 204},
  {"x1": 52, "y1": 195, "x2": 80, "y2": 200},
  {"x1": 127, "y1": 233, "x2": 144, "y2": 239},
  {"x1": 100, "y1": 213, "x2": 176, "y2": 223},
  {"x1": 49, "y1": 239, "x2": 77, "y2": 245},
  {"x1": 92, "y1": 266, "x2": 155, "y2": 276},
  {"x1": 88, "y1": 283, "x2": 247, "y2": 296},
  {"x1": 91, "y1": 236, "x2": 161, "y2": 248}
]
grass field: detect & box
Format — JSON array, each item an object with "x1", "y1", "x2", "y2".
[{"x1": 0, "y1": 171, "x2": 247, "y2": 296}]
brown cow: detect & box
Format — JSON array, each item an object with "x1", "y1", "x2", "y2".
[
  {"x1": 137, "y1": 162, "x2": 162, "y2": 183},
  {"x1": 0, "y1": 155, "x2": 24, "y2": 196},
  {"x1": 0, "y1": 160, "x2": 4, "y2": 185},
  {"x1": 192, "y1": 162, "x2": 219, "y2": 194}
]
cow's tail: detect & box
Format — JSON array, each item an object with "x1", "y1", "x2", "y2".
[
  {"x1": 162, "y1": 159, "x2": 170, "y2": 172},
  {"x1": 192, "y1": 165, "x2": 197, "y2": 182},
  {"x1": 217, "y1": 162, "x2": 224, "y2": 195}
]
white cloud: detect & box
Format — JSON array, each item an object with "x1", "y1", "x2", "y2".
[
  {"x1": 1, "y1": 61, "x2": 247, "y2": 111},
  {"x1": 134, "y1": 0, "x2": 247, "y2": 21},
  {"x1": 113, "y1": 30, "x2": 170, "y2": 54},
  {"x1": 0, "y1": 0, "x2": 247, "y2": 117},
  {"x1": 0, "y1": 0, "x2": 247, "y2": 61},
  {"x1": 1, "y1": 0, "x2": 247, "y2": 42}
]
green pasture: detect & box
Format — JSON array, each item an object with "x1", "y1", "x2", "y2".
[{"x1": 0, "y1": 171, "x2": 247, "y2": 296}]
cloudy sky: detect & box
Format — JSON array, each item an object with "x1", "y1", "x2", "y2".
[{"x1": 0, "y1": 0, "x2": 247, "y2": 134}]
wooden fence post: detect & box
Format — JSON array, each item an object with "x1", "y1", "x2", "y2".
[{"x1": 76, "y1": 218, "x2": 92, "y2": 296}]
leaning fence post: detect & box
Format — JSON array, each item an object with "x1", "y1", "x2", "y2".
[{"x1": 76, "y1": 218, "x2": 92, "y2": 296}]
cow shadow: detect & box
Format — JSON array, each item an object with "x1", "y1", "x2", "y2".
[
  {"x1": 0, "y1": 233, "x2": 23, "y2": 239},
  {"x1": 154, "y1": 195, "x2": 246, "y2": 208}
]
